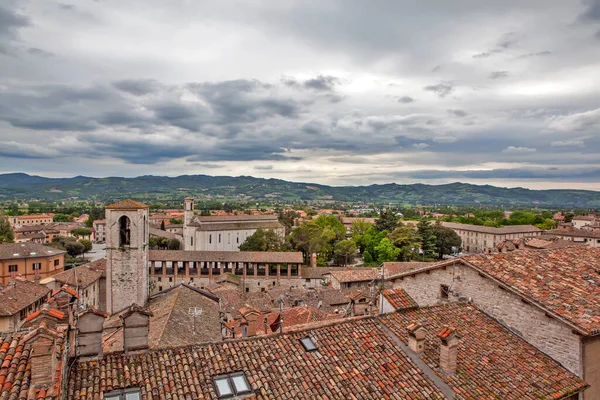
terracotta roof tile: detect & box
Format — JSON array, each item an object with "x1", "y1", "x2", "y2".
[
  {"x1": 0, "y1": 279, "x2": 51, "y2": 316},
  {"x1": 149, "y1": 250, "x2": 303, "y2": 264},
  {"x1": 328, "y1": 268, "x2": 379, "y2": 283},
  {"x1": 462, "y1": 247, "x2": 600, "y2": 335},
  {"x1": 51, "y1": 259, "x2": 105, "y2": 288},
  {"x1": 382, "y1": 262, "x2": 434, "y2": 278},
  {"x1": 67, "y1": 303, "x2": 587, "y2": 400},
  {"x1": 381, "y1": 303, "x2": 588, "y2": 399},
  {"x1": 442, "y1": 221, "x2": 541, "y2": 234},
  {"x1": 105, "y1": 199, "x2": 148, "y2": 209},
  {"x1": 0, "y1": 243, "x2": 65, "y2": 260},
  {"x1": 381, "y1": 288, "x2": 418, "y2": 311}
]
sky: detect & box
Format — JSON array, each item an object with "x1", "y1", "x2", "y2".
[{"x1": 1, "y1": 0, "x2": 600, "y2": 190}]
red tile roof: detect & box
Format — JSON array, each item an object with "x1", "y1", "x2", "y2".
[
  {"x1": 0, "y1": 279, "x2": 51, "y2": 316},
  {"x1": 382, "y1": 261, "x2": 434, "y2": 278},
  {"x1": 328, "y1": 268, "x2": 379, "y2": 283},
  {"x1": 0, "y1": 325, "x2": 65, "y2": 400},
  {"x1": 51, "y1": 285, "x2": 79, "y2": 299},
  {"x1": 51, "y1": 259, "x2": 106, "y2": 288},
  {"x1": 382, "y1": 303, "x2": 588, "y2": 400},
  {"x1": 67, "y1": 303, "x2": 587, "y2": 400},
  {"x1": 24, "y1": 308, "x2": 64, "y2": 322},
  {"x1": 381, "y1": 288, "x2": 418, "y2": 311},
  {"x1": 105, "y1": 199, "x2": 148, "y2": 209},
  {"x1": 69, "y1": 317, "x2": 447, "y2": 399},
  {"x1": 149, "y1": 250, "x2": 303, "y2": 264},
  {"x1": 462, "y1": 247, "x2": 600, "y2": 335},
  {"x1": 0, "y1": 243, "x2": 65, "y2": 260},
  {"x1": 442, "y1": 221, "x2": 541, "y2": 234}
]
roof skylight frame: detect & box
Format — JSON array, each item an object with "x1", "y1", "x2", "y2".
[{"x1": 300, "y1": 336, "x2": 317, "y2": 352}]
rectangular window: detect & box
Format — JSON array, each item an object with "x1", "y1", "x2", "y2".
[
  {"x1": 209, "y1": 235, "x2": 212, "y2": 244},
  {"x1": 103, "y1": 388, "x2": 141, "y2": 400},
  {"x1": 8, "y1": 265, "x2": 18, "y2": 272},
  {"x1": 300, "y1": 337, "x2": 317, "y2": 351},
  {"x1": 213, "y1": 372, "x2": 252, "y2": 398},
  {"x1": 440, "y1": 284, "x2": 450, "y2": 299},
  {"x1": 32, "y1": 263, "x2": 41, "y2": 270},
  {"x1": 191, "y1": 237, "x2": 193, "y2": 246},
  {"x1": 218, "y1": 234, "x2": 221, "y2": 243},
  {"x1": 54, "y1": 259, "x2": 59, "y2": 267}
]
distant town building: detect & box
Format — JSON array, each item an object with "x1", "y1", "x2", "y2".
[
  {"x1": 441, "y1": 222, "x2": 542, "y2": 253},
  {"x1": 182, "y1": 198, "x2": 285, "y2": 251},
  {"x1": 92, "y1": 219, "x2": 106, "y2": 242},
  {"x1": 50, "y1": 259, "x2": 106, "y2": 311},
  {"x1": 8, "y1": 213, "x2": 54, "y2": 226},
  {"x1": 546, "y1": 225, "x2": 600, "y2": 248},
  {"x1": 572, "y1": 215, "x2": 598, "y2": 229},
  {"x1": 0, "y1": 242, "x2": 66, "y2": 285}
]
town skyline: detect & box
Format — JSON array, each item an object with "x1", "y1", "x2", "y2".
[{"x1": 1, "y1": 0, "x2": 600, "y2": 190}]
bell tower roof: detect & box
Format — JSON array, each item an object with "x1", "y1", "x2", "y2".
[{"x1": 106, "y1": 199, "x2": 149, "y2": 210}]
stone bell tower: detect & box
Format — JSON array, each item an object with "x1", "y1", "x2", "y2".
[
  {"x1": 105, "y1": 199, "x2": 149, "y2": 315},
  {"x1": 183, "y1": 197, "x2": 195, "y2": 250}
]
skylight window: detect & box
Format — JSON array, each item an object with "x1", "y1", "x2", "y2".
[
  {"x1": 300, "y1": 337, "x2": 317, "y2": 351},
  {"x1": 213, "y1": 372, "x2": 252, "y2": 398},
  {"x1": 103, "y1": 388, "x2": 141, "y2": 400}
]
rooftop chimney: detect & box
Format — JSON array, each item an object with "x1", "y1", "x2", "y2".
[
  {"x1": 407, "y1": 322, "x2": 426, "y2": 354},
  {"x1": 310, "y1": 253, "x2": 317, "y2": 268},
  {"x1": 24, "y1": 322, "x2": 64, "y2": 389},
  {"x1": 120, "y1": 304, "x2": 153, "y2": 353},
  {"x1": 437, "y1": 326, "x2": 461, "y2": 375},
  {"x1": 77, "y1": 307, "x2": 107, "y2": 361}
]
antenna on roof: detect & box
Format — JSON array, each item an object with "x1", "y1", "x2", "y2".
[{"x1": 188, "y1": 307, "x2": 203, "y2": 335}]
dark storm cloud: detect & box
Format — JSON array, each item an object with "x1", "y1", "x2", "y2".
[
  {"x1": 113, "y1": 79, "x2": 160, "y2": 96},
  {"x1": 0, "y1": 4, "x2": 29, "y2": 54},
  {"x1": 303, "y1": 75, "x2": 340, "y2": 91},
  {"x1": 424, "y1": 82, "x2": 453, "y2": 98},
  {"x1": 447, "y1": 109, "x2": 467, "y2": 117},
  {"x1": 398, "y1": 96, "x2": 415, "y2": 103},
  {"x1": 579, "y1": 0, "x2": 600, "y2": 21},
  {"x1": 150, "y1": 102, "x2": 207, "y2": 132},
  {"x1": 490, "y1": 71, "x2": 509, "y2": 79}
]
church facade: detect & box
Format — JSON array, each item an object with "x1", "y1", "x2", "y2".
[{"x1": 182, "y1": 197, "x2": 285, "y2": 251}]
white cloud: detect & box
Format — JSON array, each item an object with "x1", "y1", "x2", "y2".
[
  {"x1": 501, "y1": 146, "x2": 536, "y2": 154},
  {"x1": 551, "y1": 138, "x2": 587, "y2": 148}
]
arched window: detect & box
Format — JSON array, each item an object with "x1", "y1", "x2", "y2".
[{"x1": 119, "y1": 216, "x2": 131, "y2": 246}]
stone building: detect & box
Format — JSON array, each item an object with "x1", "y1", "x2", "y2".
[
  {"x1": 547, "y1": 225, "x2": 600, "y2": 248},
  {"x1": 50, "y1": 259, "x2": 106, "y2": 311},
  {"x1": 0, "y1": 277, "x2": 51, "y2": 332},
  {"x1": 8, "y1": 213, "x2": 54, "y2": 226},
  {"x1": 388, "y1": 246, "x2": 600, "y2": 399},
  {"x1": 182, "y1": 197, "x2": 284, "y2": 251},
  {"x1": 148, "y1": 250, "x2": 304, "y2": 294},
  {"x1": 572, "y1": 215, "x2": 598, "y2": 229},
  {"x1": 441, "y1": 221, "x2": 542, "y2": 253},
  {"x1": 105, "y1": 199, "x2": 149, "y2": 315},
  {"x1": 92, "y1": 219, "x2": 106, "y2": 242},
  {"x1": 0, "y1": 242, "x2": 65, "y2": 285}
]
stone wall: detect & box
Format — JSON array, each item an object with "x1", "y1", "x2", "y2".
[
  {"x1": 150, "y1": 275, "x2": 306, "y2": 295},
  {"x1": 392, "y1": 264, "x2": 583, "y2": 376}
]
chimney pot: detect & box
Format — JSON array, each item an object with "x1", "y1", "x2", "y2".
[
  {"x1": 407, "y1": 322, "x2": 426, "y2": 353},
  {"x1": 437, "y1": 326, "x2": 461, "y2": 375}
]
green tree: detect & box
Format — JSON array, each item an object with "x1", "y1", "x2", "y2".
[
  {"x1": 291, "y1": 223, "x2": 336, "y2": 265},
  {"x1": 311, "y1": 215, "x2": 346, "y2": 241},
  {"x1": 432, "y1": 225, "x2": 461, "y2": 260},
  {"x1": 71, "y1": 228, "x2": 92, "y2": 239},
  {"x1": 351, "y1": 219, "x2": 371, "y2": 238},
  {"x1": 333, "y1": 240, "x2": 358, "y2": 266},
  {"x1": 278, "y1": 210, "x2": 300, "y2": 235},
  {"x1": 388, "y1": 226, "x2": 421, "y2": 261},
  {"x1": 535, "y1": 218, "x2": 557, "y2": 230},
  {"x1": 65, "y1": 241, "x2": 85, "y2": 258},
  {"x1": 53, "y1": 214, "x2": 73, "y2": 222},
  {"x1": 374, "y1": 238, "x2": 401, "y2": 263},
  {"x1": 160, "y1": 220, "x2": 166, "y2": 230},
  {"x1": 363, "y1": 250, "x2": 373, "y2": 263},
  {"x1": 361, "y1": 227, "x2": 389, "y2": 261},
  {"x1": 417, "y1": 220, "x2": 437, "y2": 259},
  {"x1": 149, "y1": 237, "x2": 159, "y2": 249},
  {"x1": 0, "y1": 212, "x2": 15, "y2": 243},
  {"x1": 168, "y1": 238, "x2": 181, "y2": 250},
  {"x1": 79, "y1": 239, "x2": 93, "y2": 257},
  {"x1": 169, "y1": 218, "x2": 183, "y2": 225},
  {"x1": 375, "y1": 210, "x2": 400, "y2": 232},
  {"x1": 239, "y1": 229, "x2": 286, "y2": 252}
]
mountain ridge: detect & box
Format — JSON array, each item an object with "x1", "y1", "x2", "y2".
[{"x1": 0, "y1": 173, "x2": 598, "y2": 207}]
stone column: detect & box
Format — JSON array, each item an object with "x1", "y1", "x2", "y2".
[{"x1": 288, "y1": 263, "x2": 291, "y2": 279}]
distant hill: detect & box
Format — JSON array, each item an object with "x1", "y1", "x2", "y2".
[{"x1": 0, "y1": 173, "x2": 599, "y2": 207}]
